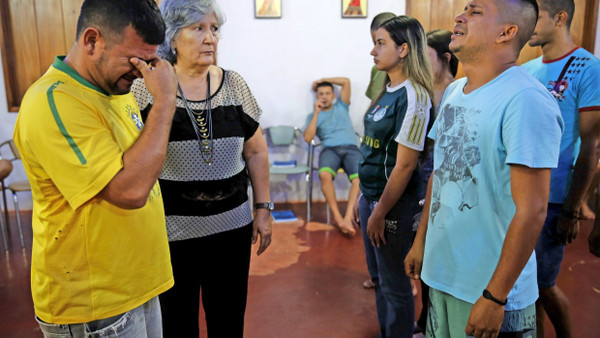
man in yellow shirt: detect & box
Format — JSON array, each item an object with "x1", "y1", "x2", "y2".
[{"x1": 13, "y1": 0, "x2": 177, "y2": 336}]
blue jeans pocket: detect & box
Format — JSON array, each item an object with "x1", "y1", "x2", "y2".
[
  {"x1": 85, "y1": 312, "x2": 131, "y2": 337},
  {"x1": 36, "y1": 316, "x2": 71, "y2": 338}
]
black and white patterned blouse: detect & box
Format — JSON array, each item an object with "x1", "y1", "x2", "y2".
[{"x1": 131, "y1": 69, "x2": 262, "y2": 241}]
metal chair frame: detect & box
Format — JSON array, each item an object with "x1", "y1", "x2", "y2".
[
  {"x1": 0, "y1": 140, "x2": 29, "y2": 248},
  {"x1": 264, "y1": 126, "x2": 316, "y2": 222}
]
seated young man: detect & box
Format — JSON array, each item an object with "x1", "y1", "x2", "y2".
[{"x1": 303, "y1": 77, "x2": 360, "y2": 235}]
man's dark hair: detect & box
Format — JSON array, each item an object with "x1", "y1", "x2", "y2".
[
  {"x1": 316, "y1": 82, "x2": 334, "y2": 91},
  {"x1": 76, "y1": 0, "x2": 165, "y2": 45},
  {"x1": 370, "y1": 12, "x2": 396, "y2": 31},
  {"x1": 538, "y1": 0, "x2": 575, "y2": 29}
]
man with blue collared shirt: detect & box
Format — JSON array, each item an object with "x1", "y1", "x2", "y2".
[{"x1": 522, "y1": 0, "x2": 600, "y2": 336}]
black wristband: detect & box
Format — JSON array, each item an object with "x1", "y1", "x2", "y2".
[
  {"x1": 559, "y1": 209, "x2": 582, "y2": 220},
  {"x1": 482, "y1": 289, "x2": 507, "y2": 306}
]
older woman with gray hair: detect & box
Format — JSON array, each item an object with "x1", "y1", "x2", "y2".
[{"x1": 131, "y1": 0, "x2": 272, "y2": 336}]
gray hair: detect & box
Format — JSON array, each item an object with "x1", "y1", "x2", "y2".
[{"x1": 158, "y1": 0, "x2": 226, "y2": 64}]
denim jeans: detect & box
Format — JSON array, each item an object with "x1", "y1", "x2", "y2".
[
  {"x1": 36, "y1": 296, "x2": 162, "y2": 338},
  {"x1": 535, "y1": 203, "x2": 566, "y2": 289},
  {"x1": 359, "y1": 195, "x2": 386, "y2": 335},
  {"x1": 359, "y1": 194, "x2": 416, "y2": 338}
]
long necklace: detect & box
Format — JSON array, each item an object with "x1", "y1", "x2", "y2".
[{"x1": 178, "y1": 72, "x2": 213, "y2": 164}]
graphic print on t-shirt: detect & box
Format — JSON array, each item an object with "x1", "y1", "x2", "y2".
[
  {"x1": 369, "y1": 105, "x2": 387, "y2": 121},
  {"x1": 431, "y1": 103, "x2": 482, "y2": 227},
  {"x1": 547, "y1": 56, "x2": 591, "y2": 102}
]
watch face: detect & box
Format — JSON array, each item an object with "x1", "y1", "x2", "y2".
[{"x1": 268, "y1": 201, "x2": 274, "y2": 210}]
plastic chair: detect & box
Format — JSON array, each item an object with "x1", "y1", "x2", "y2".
[
  {"x1": 264, "y1": 126, "x2": 316, "y2": 222},
  {"x1": 0, "y1": 140, "x2": 30, "y2": 248}
]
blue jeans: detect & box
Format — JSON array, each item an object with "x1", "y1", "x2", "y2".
[
  {"x1": 360, "y1": 194, "x2": 416, "y2": 338},
  {"x1": 359, "y1": 194, "x2": 386, "y2": 335},
  {"x1": 36, "y1": 296, "x2": 162, "y2": 337},
  {"x1": 535, "y1": 203, "x2": 566, "y2": 289}
]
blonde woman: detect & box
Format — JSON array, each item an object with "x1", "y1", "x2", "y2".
[{"x1": 357, "y1": 15, "x2": 434, "y2": 337}]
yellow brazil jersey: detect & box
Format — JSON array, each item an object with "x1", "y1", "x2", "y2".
[{"x1": 13, "y1": 56, "x2": 173, "y2": 324}]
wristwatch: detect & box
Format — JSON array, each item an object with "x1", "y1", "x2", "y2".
[{"x1": 255, "y1": 201, "x2": 274, "y2": 211}]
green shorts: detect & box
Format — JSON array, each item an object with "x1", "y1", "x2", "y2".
[{"x1": 427, "y1": 287, "x2": 536, "y2": 337}]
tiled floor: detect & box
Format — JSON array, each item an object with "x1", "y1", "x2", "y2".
[{"x1": 0, "y1": 203, "x2": 598, "y2": 337}]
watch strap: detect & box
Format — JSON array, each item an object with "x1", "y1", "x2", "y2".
[
  {"x1": 482, "y1": 289, "x2": 507, "y2": 306},
  {"x1": 255, "y1": 201, "x2": 273, "y2": 210}
]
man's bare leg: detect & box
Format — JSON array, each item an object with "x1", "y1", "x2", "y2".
[
  {"x1": 580, "y1": 162, "x2": 600, "y2": 220},
  {"x1": 320, "y1": 171, "x2": 355, "y2": 235},
  {"x1": 341, "y1": 177, "x2": 360, "y2": 233},
  {"x1": 536, "y1": 301, "x2": 546, "y2": 337},
  {"x1": 537, "y1": 286, "x2": 572, "y2": 338}
]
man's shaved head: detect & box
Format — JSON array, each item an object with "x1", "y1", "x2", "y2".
[{"x1": 498, "y1": 0, "x2": 539, "y2": 50}]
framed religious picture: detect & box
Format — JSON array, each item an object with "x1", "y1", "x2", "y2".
[
  {"x1": 255, "y1": 0, "x2": 282, "y2": 18},
  {"x1": 342, "y1": 0, "x2": 367, "y2": 18}
]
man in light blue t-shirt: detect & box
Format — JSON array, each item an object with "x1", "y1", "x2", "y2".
[
  {"x1": 405, "y1": 0, "x2": 564, "y2": 337},
  {"x1": 522, "y1": 0, "x2": 600, "y2": 336},
  {"x1": 304, "y1": 77, "x2": 360, "y2": 236}
]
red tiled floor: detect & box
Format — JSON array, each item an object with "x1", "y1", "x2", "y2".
[{"x1": 0, "y1": 203, "x2": 598, "y2": 337}]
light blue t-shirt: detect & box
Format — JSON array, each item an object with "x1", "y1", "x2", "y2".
[
  {"x1": 522, "y1": 47, "x2": 600, "y2": 203},
  {"x1": 304, "y1": 100, "x2": 358, "y2": 148},
  {"x1": 422, "y1": 66, "x2": 564, "y2": 310}
]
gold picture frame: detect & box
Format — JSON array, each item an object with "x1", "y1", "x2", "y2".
[
  {"x1": 342, "y1": 0, "x2": 367, "y2": 18},
  {"x1": 255, "y1": 0, "x2": 282, "y2": 18}
]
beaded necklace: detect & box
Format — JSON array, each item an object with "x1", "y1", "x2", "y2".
[{"x1": 177, "y1": 72, "x2": 213, "y2": 164}]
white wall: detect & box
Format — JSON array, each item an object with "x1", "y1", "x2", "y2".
[{"x1": 218, "y1": 0, "x2": 405, "y2": 131}]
